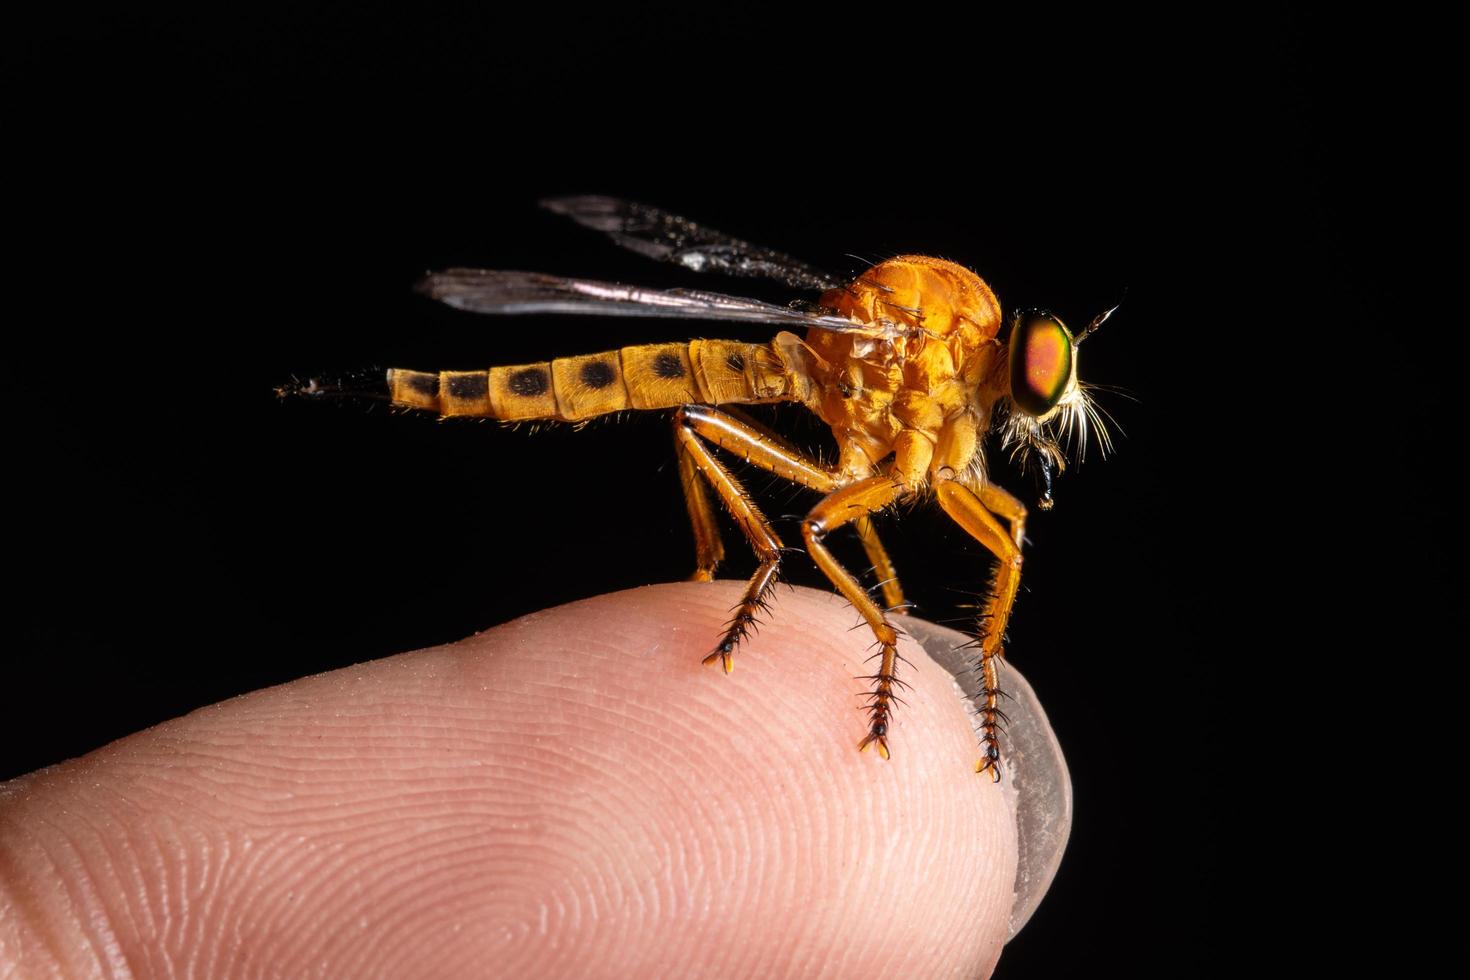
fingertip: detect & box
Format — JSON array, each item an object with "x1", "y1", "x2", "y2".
[{"x1": 1, "y1": 582, "x2": 1020, "y2": 978}]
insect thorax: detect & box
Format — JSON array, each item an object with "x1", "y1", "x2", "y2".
[{"x1": 798, "y1": 257, "x2": 1005, "y2": 483}]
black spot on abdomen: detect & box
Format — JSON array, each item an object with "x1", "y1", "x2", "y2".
[
  {"x1": 653, "y1": 352, "x2": 686, "y2": 379},
  {"x1": 580, "y1": 360, "x2": 615, "y2": 389},
  {"x1": 725, "y1": 352, "x2": 746, "y2": 373},
  {"x1": 508, "y1": 368, "x2": 549, "y2": 397},
  {"x1": 408, "y1": 374, "x2": 440, "y2": 397},
  {"x1": 448, "y1": 374, "x2": 489, "y2": 399}
]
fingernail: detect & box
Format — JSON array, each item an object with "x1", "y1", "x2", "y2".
[{"x1": 902, "y1": 617, "x2": 1074, "y2": 942}]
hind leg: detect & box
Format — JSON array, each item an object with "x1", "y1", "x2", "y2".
[{"x1": 673, "y1": 406, "x2": 840, "y2": 671}]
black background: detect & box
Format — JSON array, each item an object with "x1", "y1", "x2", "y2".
[{"x1": 3, "y1": 7, "x2": 1439, "y2": 978}]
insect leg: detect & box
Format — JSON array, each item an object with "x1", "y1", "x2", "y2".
[
  {"x1": 710, "y1": 406, "x2": 909, "y2": 608},
  {"x1": 934, "y1": 479, "x2": 1024, "y2": 781},
  {"x1": 675, "y1": 428, "x2": 725, "y2": 581},
  {"x1": 977, "y1": 483, "x2": 1029, "y2": 549},
  {"x1": 676, "y1": 405, "x2": 838, "y2": 493},
  {"x1": 855, "y1": 515, "x2": 907, "y2": 614},
  {"x1": 800, "y1": 477, "x2": 909, "y2": 760},
  {"x1": 674, "y1": 405, "x2": 841, "y2": 672}
]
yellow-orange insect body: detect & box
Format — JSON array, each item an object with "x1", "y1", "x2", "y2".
[
  {"x1": 393, "y1": 257, "x2": 1007, "y2": 489},
  {"x1": 387, "y1": 339, "x2": 796, "y2": 420},
  {"x1": 288, "y1": 197, "x2": 1115, "y2": 780},
  {"x1": 808, "y1": 256, "x2": 1003, "y2": 487}
]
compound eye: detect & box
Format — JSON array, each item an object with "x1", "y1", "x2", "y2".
[{"x1": 1009, "y1": 309, "x2": 1074, "y2": 416}]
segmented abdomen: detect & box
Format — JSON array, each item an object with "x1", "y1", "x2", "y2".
[{"x1": 388, "y1": 340, "x2": 793, "y2": 420}]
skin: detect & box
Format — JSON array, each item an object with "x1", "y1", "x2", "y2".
[{"x1": 0, "y1": 583, "x2": 1017, "y2": 978}]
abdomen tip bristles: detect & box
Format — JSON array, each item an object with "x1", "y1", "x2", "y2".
[{"x1": 276, "y1": 367, "x2": 390, "y2": 402}]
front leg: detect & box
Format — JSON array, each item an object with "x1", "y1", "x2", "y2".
[
  {"x1": 978, "y1": 482, "x2": 1028, "y2": 550},
  {"x1": 935, "y1": 479, "x2": 1023, "y2": 781}
]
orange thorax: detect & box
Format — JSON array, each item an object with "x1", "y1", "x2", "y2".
[{"x1": 805, "y1": 256, "x2": 1004, "y2": 476}]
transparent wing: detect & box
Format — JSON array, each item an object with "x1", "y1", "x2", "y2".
[
  {"x1": 417, "y1": 269, "x2": 911, "y2": 338},
  {"x1": 541, "y1": 195, "x2": 843, "y2": 292}
]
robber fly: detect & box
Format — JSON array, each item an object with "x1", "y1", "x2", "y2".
[{"x1": 283, "y1": 196, "x2": 1116, "y2": 779}]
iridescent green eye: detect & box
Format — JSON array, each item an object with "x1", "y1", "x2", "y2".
[{"x1": 1009, "y1": 309, "x2": 1075, "y2": 416}]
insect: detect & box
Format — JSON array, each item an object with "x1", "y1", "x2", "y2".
[{"x1": 284, "y1": 196, "x2": 1116, "y2": 779}]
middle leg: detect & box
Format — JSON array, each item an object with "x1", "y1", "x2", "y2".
[
  {"x1": 801, "y1": 476, "x2": 909, "y2": 759},
  {"x1": 855, "y1": 515, "x2": 907, "y2": 614}
]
